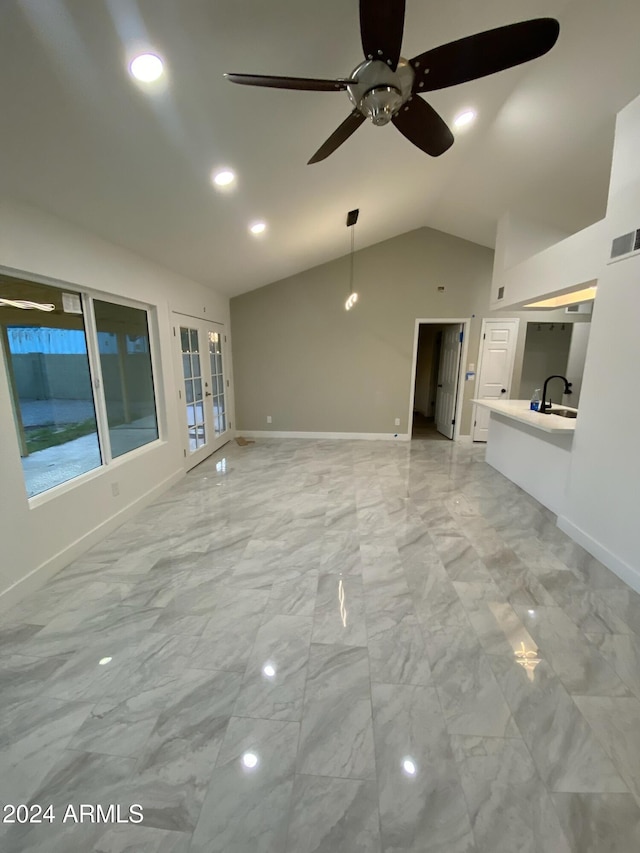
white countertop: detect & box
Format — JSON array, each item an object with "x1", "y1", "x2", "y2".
[{"x1": 472, "y1": 399, "x2": 578, "y2": 434}]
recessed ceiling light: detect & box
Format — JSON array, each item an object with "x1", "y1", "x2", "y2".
[
  {"x1": 249, "y1": 222, "x2": 267, "y2": 235},
  {"x1": 98, "y1": 657, "x2": 112, "y2": 666},
  {"x1": 453, "y1": 109, "x2": 476, "y2": 129},
  {"x1": 212, "y1": 169, "x2": 236, "y2": 188},
  {"x1": 262, "y1": 663, "x2": 276, "y2": 678},
  {"x1": 129, "y1": 53, "x2": 164, "y2": 83}
]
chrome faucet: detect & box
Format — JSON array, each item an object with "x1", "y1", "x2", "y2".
[{"x1": 541, "y1": 375, "x2": 572, "y2": 413}]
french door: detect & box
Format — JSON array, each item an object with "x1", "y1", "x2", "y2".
[{"x1": 174, "y1": 314, "x2": 230, "y2": 469}]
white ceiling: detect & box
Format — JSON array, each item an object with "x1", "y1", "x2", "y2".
[{"x1": 1, "y1": 0, "x2": 639, "y2": 297}]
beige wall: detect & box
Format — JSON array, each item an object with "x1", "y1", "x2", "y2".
[{"x1": 231, "y1": 226, "x2": 575, "y2": 437}]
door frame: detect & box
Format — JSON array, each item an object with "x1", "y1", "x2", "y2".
[
  {"x1": 472, "y1": 317, "x2": 520, "y2": 442},
  {"x1": 172, "y1": 312, "x2": 232, "y2": 470},
  {"x1": 407, "y1": 318, "x2": 470, "y2": 441}
]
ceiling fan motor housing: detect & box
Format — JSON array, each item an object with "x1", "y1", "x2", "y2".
[
  {"x1": 347, "y1": 58, "x2": 414, "y2": 125},
  {"x1": 226, "y1": 12, "x2": 560, "y2": 162},
  {"x1": 361, "y1": 87, "x2": 402, "y2": 125}
]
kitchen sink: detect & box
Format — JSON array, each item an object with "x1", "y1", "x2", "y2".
[{"x1": 547, "y1": 408, "x2": 578, "y2": 419}]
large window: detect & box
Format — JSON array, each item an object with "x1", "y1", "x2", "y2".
[
  {"x1": 0, "y1": 274, "x2": 159, "y2": 499},
  {"x1": 94, "y1": 300, "x2": 158, "y2": 457}
]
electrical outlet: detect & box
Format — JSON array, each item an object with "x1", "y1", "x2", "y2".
[
  {"x1": 394, "y1": 418, "x2": 401, "y2": 426},
  {"x1": 111, "y1": 482, "x2": 120, "y2": 497},
  {"x1": 267, "y1": 416, "x2": 272, "y2": 424}
]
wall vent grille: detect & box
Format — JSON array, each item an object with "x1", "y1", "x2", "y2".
[{"x1": 610, "y1": 228, "x2": 640, "y2": 259}]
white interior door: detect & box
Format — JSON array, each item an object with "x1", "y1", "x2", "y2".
[
  {"x1": 435, "y1": 324, "x2": 463, "y2": 439},
  {"x1": 472, "y1": 319, "x2": 520, "y2": 442},
  {"x1": 174, "y1": 315, "x2": 230, "y2": 470}
]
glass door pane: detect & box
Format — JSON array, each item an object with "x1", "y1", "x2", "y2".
[
  {"x1": 208, "y1": 330, "x2": 227, "y2": 436},
  {"x1": 174, "y1": 315, "x2": 229, "y2": 470},
  {"x1": 180, "y1": 326, "x2": 207, "y2": 452}
]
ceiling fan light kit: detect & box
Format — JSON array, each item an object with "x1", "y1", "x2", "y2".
[
  {"x1": 225, "y1": 2, "x2": 559, "y2": 163},
  {"x1": 345, "y1": 58, "x2": 413, "y2": 127}
]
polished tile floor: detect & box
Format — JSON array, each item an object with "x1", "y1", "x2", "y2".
[{"x1": 2, "y1": 438, "x2": 640, "y2": 852}]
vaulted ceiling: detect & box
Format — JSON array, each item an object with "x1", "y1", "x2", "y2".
[{"x1": 1, "y1": 0, "x2": 639, "y2": 296}]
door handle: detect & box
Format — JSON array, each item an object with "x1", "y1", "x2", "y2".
[
  {"x1": 437, "y1": 384, "x2": 443, "y2": 388},
  {"x1": 501, "y1": 388, "x2": 507, "y2": 394},
  {"x1": 205, "y1": 392, "x2": 212, "y2": 397}
]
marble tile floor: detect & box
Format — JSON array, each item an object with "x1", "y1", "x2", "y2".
[{"x1": 2, "y1": 438, "x2": 640, "y2": 852}]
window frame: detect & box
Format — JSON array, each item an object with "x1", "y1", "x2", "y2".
[
  {"x1": 0, "y1": 266, "x2": 165, "y2": 506},
  {"x1": 88, "y1": 292, "x2": 164, "y2": 463}
]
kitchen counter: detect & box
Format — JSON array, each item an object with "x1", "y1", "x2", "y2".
[
  {"x1": 471, "y1": 399, "x2": 577, "y2": 514},
  {"x1": 471, "y1": 399, "x2": 577, "y2": 434}
]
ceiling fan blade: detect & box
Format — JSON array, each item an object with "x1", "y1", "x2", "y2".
[
  {"x1": 359, "y1": 0, "x2": 406, "y2": 71},
  {"x1": 224, "y1": 73, "x2": 355, "y2": 92},
  {"x1": 392, "y1": 98, "x2": 454, "y2": 157},
  {"x1": 410, "y1": 18, "x2": 560, "y2": 92},
  {"x1": 308, "y1": 110, "x2": 366, "y2": 164}
]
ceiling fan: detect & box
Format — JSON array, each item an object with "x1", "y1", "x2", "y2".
[{"x1": 225, "y1": 1, "x2": 559, "y2": 164}]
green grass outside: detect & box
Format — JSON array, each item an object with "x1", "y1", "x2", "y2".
[{"x1": 25, "y1": 418, "x2": 98, "y2": 454}]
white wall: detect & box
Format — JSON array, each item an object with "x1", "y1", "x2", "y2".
[
  {"x1": 492, "y1": 212, "x2": 570, "y2": 302},
  {"x1": 564, "y1": 322, "x2": 592, "y2": 406},
  {"x1": 0, "y1": 201, "x2": 233, "y2": 606},
  {"x1": 486, "y1": 94, "x2": 640, "y2": 591},
  {"x1": 558, "y1": 96, "x2": 640, "y2": 590},
  {"x1": 492, "y1": 216, "x2": 605, "y2": 310}
]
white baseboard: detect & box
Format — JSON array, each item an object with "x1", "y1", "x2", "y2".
[
  {"x1": 0, "y1": 469, "x2": 185, "y2": 612},
  {"x1": 557, "y1": 515, "x2": 640, "y2": 594},
  {"x1": 238, "y1": 430, "x2": 411, "y2": 442}
]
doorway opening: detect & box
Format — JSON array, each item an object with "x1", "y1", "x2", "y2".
[{"x1": 408, "y1": 319, "x2": 469, "y2": 441}]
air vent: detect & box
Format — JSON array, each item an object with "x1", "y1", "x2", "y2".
[
  {"x1": 497, "y1": 286, "x2": 505, "y2": 300},
  {"x1": 610, "y1": 228, "x2": 640, "y2": 259}
]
